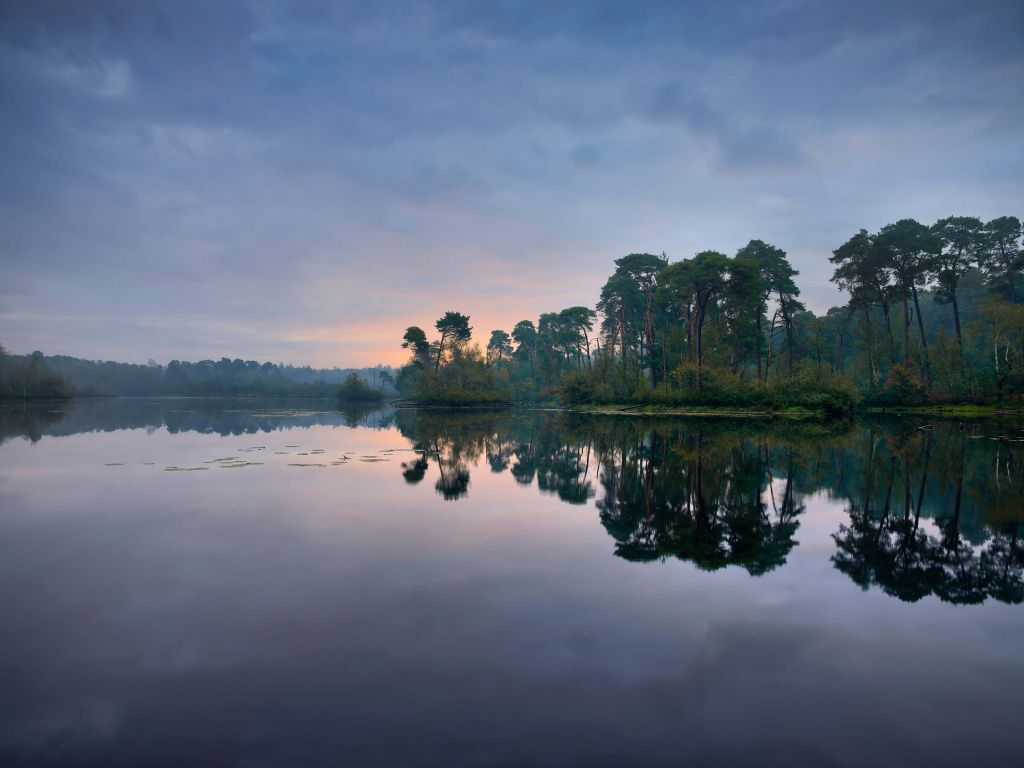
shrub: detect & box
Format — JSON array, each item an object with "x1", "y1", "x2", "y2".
[
  {"x1": 338, "y1": 373, "x2": 385, "y2": 403},
  {"x1": 869, "y1": 365, "x2": 927, "y2": 407},
  {"x1": 558, "y1": 371, "x2": 596, "y2": 406}
]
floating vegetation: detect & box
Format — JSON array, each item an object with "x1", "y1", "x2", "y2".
[
  {"x1": 204, "y1": 457, "x2": 240, "y2": 463},
  {"x1": 330, "y1": 461, "x2": 347, "y2": 466},
  {"x1": 309, "y1": 449, "x2": 325, "y2": 454},
  {"x1": 164, "y1": 466, "x2": 209, "y2": 472},
  {"x1": 274, "y1": 451, "x2": 289, "y2": 455},
  {"x1": 219, "y1": 461, "x2": 263, "y2": 469},
  {"x1": 104, "y1": 462, "x2": 124, "y2": 466},
  {"x1": 284, "y1": 445, "x2": 299, "y2": 448},
  {"x1": 142, "y1": 462, "x2": 155, "y2": 465},
  {"x1": 288, "y1": 462, "x2": 326, "y2": 468},
  {"x1": 296, "y1": 452, "x2": 309, "y2": 455},
  {"x1": 359, "y1": 457, "x2": 389, "y2": 463}
]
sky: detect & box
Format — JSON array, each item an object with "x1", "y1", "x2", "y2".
[{"x1": 1, "y1": 0, "x2": 1022, "y2": 368}]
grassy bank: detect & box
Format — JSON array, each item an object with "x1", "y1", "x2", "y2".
[
  {"x1": 567, "y1": 402, "x2": 1024, "y2": 420},
  {"x1": 555, "y1": 403, "x2": 825, "y2": 419},
  {"x1": 865, "y1": 403, "x2": 1024, "y2": 418}
]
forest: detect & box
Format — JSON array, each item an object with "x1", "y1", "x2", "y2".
[
  {"x1": 0, "y1": 347, "x2": 395, "y2": 399},
  {"x1": 397, "y1": 215, "x2": 1024, "y2": 413}
]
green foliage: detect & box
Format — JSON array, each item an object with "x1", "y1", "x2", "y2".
[
  {"x1": 398, "y1": 213, "x2": 1024, "y2": 412},
  {"x1": 559, "y1": 361, "x2": 859, "y2": 415},
  {"x1": 337, "y1": 372, "x2": 385, "y2": 403},
  {"x1": 868, "y1": 364, "x2": 927, "y2": 407},
  {"x1": 0, "y1": 348, "x2": 392, "y2": 398},
  {"x1": 0, "y1": 348, "x2": 71, "y2": 399},
  {"x1": 434, "y1": 311, "x2": 473, "y2": 369},
  {"x1": 401, "y1": 326, "x2": 431, "y2": 368},
  {"x1": 486, "y1": 329, "x2": 513, "y2": 363},
  {"x1": 400, "y1": 315, "x2": 511, "y2": 405},
  {"x1": 558, "y1": 371, "x2": 596, "y2": 405}
]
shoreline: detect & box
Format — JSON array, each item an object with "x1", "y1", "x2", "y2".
[{"x1": 7, "y1": 395, "x2": 1024, "y2": 421}]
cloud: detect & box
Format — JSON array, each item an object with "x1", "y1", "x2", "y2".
[
  {"x1": 0, "y1": 0, "x2": 1021, "y2": 366},
  {"x1": 646, "y1": 81, "x2": 805, "y2": 171}
]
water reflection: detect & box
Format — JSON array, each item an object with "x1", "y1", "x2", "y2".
[
  {"x1": 0, "y1": 397, "x2": 391, "y2": 443},
  {"x1": 2, "y1": 400, "x2": 1023, "y2": 766},
  {"x1": 831, "y1": 427, "x2": 1024, "y2": 604},
  {"x1": 3, "y1": 400, "x2": 1022, "y2": 604},
  {"x1": 391, "y1": 410, "x2": 1024, "y2": 603}
]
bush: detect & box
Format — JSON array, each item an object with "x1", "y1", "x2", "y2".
[
  {"x1": 867, "y1": 365, "x2": 927, "y2": 407},
  {"x1": 553, "y1": 362, "x2": 859, "y2": 415},
  {"x1": 338, "y1": 373, "x2": 385, "y2": 403},
  {"x1": 558, "y1": 371, "x2": 596, "y2": 405}
]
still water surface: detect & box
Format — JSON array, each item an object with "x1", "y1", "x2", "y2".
[{"x1": 1, "y1": 399, "x2": 1022, "y2": 766}]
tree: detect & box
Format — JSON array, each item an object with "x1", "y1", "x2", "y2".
[
  {"x1": 486, "y1": 329, "x2": 513, "y2": 364},
  {"x1": 536, "y1": 312, "x2": 565, "y2": 383},
  {"x1": 831, "y1": 230, "x2": 883, "y2": 383},
  {"x1": 735, "y1": 240, "x2": 802, "y2": 379},
  {"x1": 612, "y1": 253, "x2": 667, "y2": 385},
  {"x1": 434, "y1": 311, "x2": 472, "y2": 369},
  {"x1": 401, "y1": 326, "x2": 431, "y2": 368},
  {"x1": 983, "y1": 216, "x2": 1023, "y2": 304},
  {"x1": 981, "y1": 298, "x2": 1024, "y2": 400},
  {"x1": 512, "y1": 320, "x2": 538, "y2": 378},
  {"x1": 727, "y1": 247, "x2": 769, "y2": 378},
  {"x1": 662, "y1": 251, "x2": 729, "y2": 390},
  {"x1": 558, "y1": 306, "x2": 597, "y2": 369},
  {"x1": 338, "y1": 372, "x2": 384, "y2": 403},
  {"x1": 932, "y1": 216, "x2": 984, "y2": 354},
  {"x1": 597, "y1": 272, "x2": 642, "y2": 367},
  {"x1": 876, "y1": 219, "x2": 940, "y2": 384}
]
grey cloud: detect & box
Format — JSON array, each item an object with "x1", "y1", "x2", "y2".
[
  {"x1": 0, "y1": 0, "x2": 1021, "y2": 365},
  {"x1": 569, "y1": 144, "x2": 600, "y2": 169},
  {"x1": 647, "y1": 81, "x2": 805, "y2": 171}
]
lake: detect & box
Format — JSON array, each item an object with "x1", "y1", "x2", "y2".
[{"x1": 1, "y1": 398, "x2": 1022, "y2": 767}]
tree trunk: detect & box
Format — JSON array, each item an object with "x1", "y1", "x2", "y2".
[
  {"x1": 644, "y1": 289, "x2": 656, "y2": 387},
  {"x1": 951, "y1": 295, "x2": 963, "y2": 356},
  {"x1": 881, "y1": 299, "x2": 895, "y2": 364},
  {"x1": 435, "y1": 332, "x2": 446, "y2": 370},
  {"x1": 785, "y1": 314, "x2": 794, "y2": 374},
  {"x1": 862, "y1": 306, "x2": 876, "y2": 385},
  {"x1": 756, "y1": 312, "x2": 763, "y2": 384},
  {"x1": 696, "y1": 303, "x2": 706, "y2": 391},
  {"x1": 902, "y1": 294, "x2": 911, "y2": 367},
  {"x1": 910, "y1": 283, "x2": 931, "y2": 386},
  {"x1": 620, "y1": 307, "x2": 627, "y2": 366}
]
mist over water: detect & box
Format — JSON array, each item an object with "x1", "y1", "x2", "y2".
[{"x1": 0, "y1": 400, "x2": 1021, "y2": 766}]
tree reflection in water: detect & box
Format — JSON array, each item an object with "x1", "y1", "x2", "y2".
[
  {"x1": 832, "y1": 424, "x2": 1024, "y2": 604},
  {"x1": 393, "y1": 409, "x2": 1024, "y2": 603},
  {"x1": 4, "y1": 401, "x2": 1021, "y2": 604}
]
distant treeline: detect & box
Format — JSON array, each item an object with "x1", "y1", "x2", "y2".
[
  {"x1": 397, "y1": 215, "x2": 1024, "y2": 412},
  {"x1": 0, "y1": 346, "x2": 396, "y2": 399}
]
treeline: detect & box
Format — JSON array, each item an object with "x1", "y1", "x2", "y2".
[
  {"x1": 0, "y1": 347, "x2": 396, "y2": 399},
  {"x1": 0, "y1": 348, "x2": 72, "y2": 399},
  {"x1": 397, "y1": 215, "x2": 1024, "y2": 412}
]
